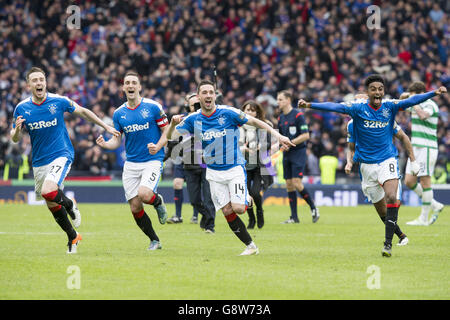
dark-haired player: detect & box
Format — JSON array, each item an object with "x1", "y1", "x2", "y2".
[
  {"x1": 96, "y1": 71, "x2": 169, "y2": 251},
  {"x1": 11, "y1": 67, "x2": 120, "y2": 254},
  {"x1": 298, "y1": 74, "x2": 447, "y2": 257},
  {"x1": 167, "y1": 80, "x2": 295, "y2": 255}
]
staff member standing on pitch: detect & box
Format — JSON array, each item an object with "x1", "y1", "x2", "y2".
[
  {"x1": 11, "y1": 67, "x2": 120, "y2": 254},
  {"x1": 277, "y1": 90, "x2": 319, "y2": 224},
  {"x1": 96, "y1": 71, "x2": 169, "y2": 251}
]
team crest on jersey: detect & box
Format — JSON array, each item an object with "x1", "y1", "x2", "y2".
[
  {"x1": 218, "y1": 115, "x2": 226, "y2": 125},
  {"x1": 140, "y1": 108, "x2": 149, "y2": 119},
  {"x1": 48, "y1": 104, "x2": 57, "y2": 114},
  {"x1": 382, "y1": 108, "x2": 390, "y2": 118},
  {"x1": 289, "y1": 126, "x2": 297, "y2": 135}
]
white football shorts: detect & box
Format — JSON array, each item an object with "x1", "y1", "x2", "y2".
[
  {"x1": 122, "y1": 160, "x2": 163, "y2": 201},
  {"x1": 33, "y1": 156, "x2": 72, "y2": 200},
  {"x1": 405, "y1": 146, "x2": 438, "y2": 177},
  {"x1": 360, "y1": 157, "x2": 401, "y2": 203},
  {"x1": 206, "y1": 165, "x2": 250, "y2": 212}
]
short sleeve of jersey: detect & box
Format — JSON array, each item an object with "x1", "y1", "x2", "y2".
[
  {"x1": 112, "y1": 110, "x2": 123, "y2": 132},
  {"x1": 60, "y1": 97, "x2": 77, "y2": 113},
  {"x1": 226, "y1": 107, "x2": 248, "y2": 126},
  {"x1": 151, "y1": 102, "x2": 168, "y2": 128},
  {"x1": 346, "y1": 120, "x2": 355, "y2": 143},
  {"x1": 295, "y1": 112, "x2": 308, "y2": 134}
]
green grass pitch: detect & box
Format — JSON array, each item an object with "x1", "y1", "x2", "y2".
[{"x1": 0, "y1": 203, "x2": 448, "y2": 300}]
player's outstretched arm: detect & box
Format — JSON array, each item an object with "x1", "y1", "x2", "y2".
[
  {"x1": 10, "y1": 116, "x2": 26, "y2": 143},
  {"x1": 96, "y1": 134, "x2": 122, "y2": 150},
  {"x1": 396, "y1": 86, "x2": 447, "y2": 110},
  {"x1": 298, "y1": 99, "x2": 347, "y2": 114},
  {"x1": 73, "y1": 105, "x2": 120, "y2": 137},
  {"x1": 246, "y1": 116, "x2": 295, "y2": 150}
]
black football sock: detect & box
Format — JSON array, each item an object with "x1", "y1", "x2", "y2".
[
  {"x1": 299, "y1": 188, "x2": 316, "y2": 210},
  {"x1": 150, "y1": 193, "x2": 162, "y2": 207},
  {"x1": 42, "y1": 189, "x2": 74, "y2": 218},
  {"x1": 50, "y1": 205, "x2": 77, "y2": 241},
  {"x1": 379, "y1": 215, "x2": 405, "y2": 239},
  {"x1": 133, "y1": 210, "x2": 159, "y2": 241},
  {"x1": 384, "y1": 205, "x2": 399, "y2": 246},
  {"x1": 174, "y1": 189, "x2": 183, "y2": 218},
  {"x1": 288, "y1": 191, "x2": 298, "y2": 220},
  {"x1": 226, "y1": 213, "x2": 253, "y2": 245}
]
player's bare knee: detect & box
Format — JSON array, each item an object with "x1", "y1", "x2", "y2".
[
  {"x1": 232, "y1": 204, "x2": 246, "y2": 214},
  {"x1": 404, "y1": 174, "x2": 417, "y2": 188},
  {"x1": 221, "y1": 203, "x2": 234, "y2": 216},
  {"x1": 41, "y1": 185, "x2": 58, "y2": 197},
  {"x1": 285, "y1": 180, "x2": 294, "y2": 192},
  {"x1": 137, "y1": 187, "x2": 154, "y2": 203},
  {"x1": 385, "y1": 193, "x2": 397, "y2": 204},
  {"x1": 173, "y1": 178, "x2": 184, "y2": 189}
]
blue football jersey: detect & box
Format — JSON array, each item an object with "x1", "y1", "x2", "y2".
[
  {"x1": 311, "y1": 90, "x2": 436, "y2": 164},
  {"x1": 13, "y1": 93, "x2": 76, "y2": 167},
  {"x1": 176, "y1": 105, "x2": 248, "y2": 170},
  {"x1": 113, "y1": 98, "x2": 168, "y2": 163},
  {"x1": 347, "y1": 119, "x2": 400, "y2": 144},
  {"x1": 342, "y1": 99, "x2": 404, "y2": 163}
]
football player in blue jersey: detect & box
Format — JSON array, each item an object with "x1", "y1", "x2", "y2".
[
  {"x1": 346, "y1": 111, "x2": 418, "y2": 246},
  {"x1": 10, "y1": 67, "x2": 120, "y2": 254},
  {"x1": 297, "y1": 74, "x2": 447, "y2": 257},
  {"x1": 276, "y1": 90, "x2": 319, "y2": 224},
  {"x1": 167, "y1": 80, "x2": 295, "y2": 255},
  {"x1": 96, "y1": 71, "x2": 169, "y2": 251}
]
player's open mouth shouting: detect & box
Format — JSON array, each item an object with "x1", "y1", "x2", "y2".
[
  {"x1": 373, "y1": 95, "x2": 382, "y2": 105},
  {"x1": 35, "y1": 86, "x2": 45, "y2": 98}
]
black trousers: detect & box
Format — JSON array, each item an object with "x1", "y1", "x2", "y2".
[
  {"x1": 246, "y1": 167, "x2": 263, "y2": 211},
  {"x1": 184, "y1": 167, "x2": 216, "y2": 230}
]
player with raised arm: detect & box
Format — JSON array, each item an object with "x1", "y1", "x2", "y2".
[
  {"x1": 167, "y1": 80, "x2": 295, "y2": 255},
  {"x1": 11, "y1": 67, "x2": 120, "y2": 254},
  {"x1": 400, "y1": 82, "x2": 445, "y2": 226},
  {"x1": 297, "y1": 74, "x2": 447, "y2": 257},
  {"x1": 96, "y1": 71, "x2": 168, "y2": 251}
]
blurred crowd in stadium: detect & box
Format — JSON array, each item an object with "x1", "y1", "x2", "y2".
[{"x1": 0, "y1": 0, "x2": 449, "y2": 183}]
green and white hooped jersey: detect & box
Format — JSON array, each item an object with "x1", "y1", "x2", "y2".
[{"x1": 409, "y1": 99, "x2": 439, "y2": 149}]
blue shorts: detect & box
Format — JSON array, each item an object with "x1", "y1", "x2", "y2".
[
  {"x1": 173, "y1": 163, "x2": 185, "y2": 179},
  {"x1": 283, "y1": 150, "x2": 306, "y2": 180}
]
